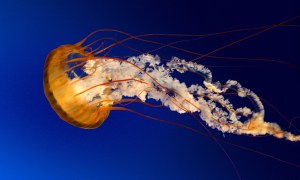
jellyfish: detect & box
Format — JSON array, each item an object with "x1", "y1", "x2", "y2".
[{"x1": 43, "y1": 26, "x2": 300, "y2": 142}]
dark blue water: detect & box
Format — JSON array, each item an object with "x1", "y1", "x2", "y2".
[{"x1": 1, "y1": 0, "x2": 300, "y2": 179}]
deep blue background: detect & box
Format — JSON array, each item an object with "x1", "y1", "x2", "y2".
[{"x1": 1, "y1": 0, "x2": 300, "y2": 179}]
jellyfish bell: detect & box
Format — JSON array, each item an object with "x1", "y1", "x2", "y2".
[{"x1": 43, "y1": 43, "x2": 113, "y2": 129}]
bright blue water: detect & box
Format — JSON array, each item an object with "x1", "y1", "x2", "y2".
[{"x1": 0, "y1": 0, "x2": 300, "y2": 179}]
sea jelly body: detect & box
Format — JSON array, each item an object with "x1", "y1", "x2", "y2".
[{"x1": 43, "y1": 34, "x2": 300, "y2": 142}]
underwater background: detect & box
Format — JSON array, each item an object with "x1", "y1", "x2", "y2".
[{"x1": 1, "y1": 0, "x2": 300, "y2": 179}]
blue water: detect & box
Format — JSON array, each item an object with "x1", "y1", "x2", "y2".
[{"x1": 1, "y1": 0, "x2": 300, "y2": 179}]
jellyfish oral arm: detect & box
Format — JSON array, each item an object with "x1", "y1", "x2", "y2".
[{"x1": 70, "y1": 53, "x2": 300, "y2": 141}]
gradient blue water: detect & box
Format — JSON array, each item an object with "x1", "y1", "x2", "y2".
[{"x1": 1, "y1": 0, "x2": 300, "y2": 179}]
